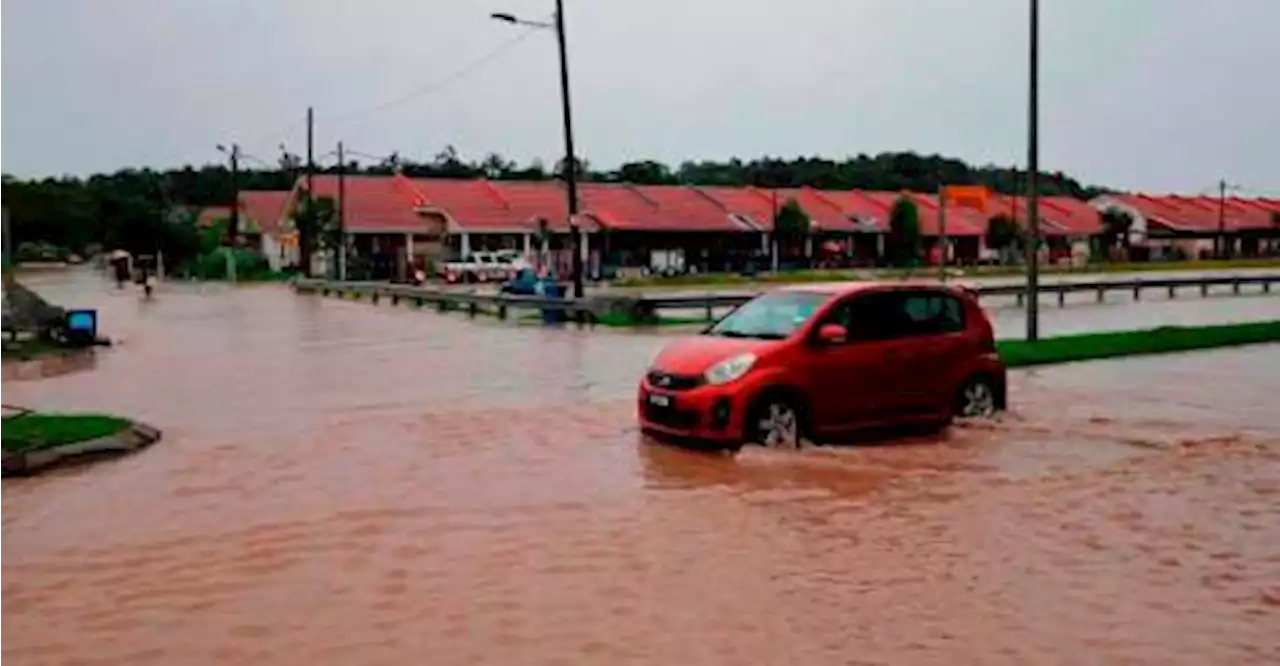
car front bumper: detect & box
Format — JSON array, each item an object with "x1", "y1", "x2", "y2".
[{"x1": 636, "y1": 378, "x2": 752, "y2": 444}]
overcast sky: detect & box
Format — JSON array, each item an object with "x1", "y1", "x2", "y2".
[{"x1": 3, "y1": 0, "x2": 1277, "y2": 193}]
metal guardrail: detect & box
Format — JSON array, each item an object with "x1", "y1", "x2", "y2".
[
  {"x1": 293, "y1": 279, "x2": 600, "y2": 322},
  {"x1": 294, "y1": 273, "x2": 1280, "y2": 325}
]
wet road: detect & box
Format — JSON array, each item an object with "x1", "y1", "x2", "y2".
[{"x1": 4, "y1": 270, "x2": 1279, "y2": 665}]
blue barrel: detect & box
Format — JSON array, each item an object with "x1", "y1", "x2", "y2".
[{"x1": 537, "y1": 278, "x2": 563, "y2": 324}]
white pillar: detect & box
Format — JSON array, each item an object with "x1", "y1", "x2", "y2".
[
  {"x1": 804, "y1": 235, "x2": 814, "y2": 259},
  {"x1": 460, "y1": 232, "x2": 472, "y2": 258},
  {"x1": 876, "y1": 233, "x2": 886, "y2": 260},
  {"x1": 405, "y1": 233, "x2": 414, "y2": 264},
  {"x1": 580, "y1": 230, "x2": 590, "y2": 269},
  {"x1": 523, "y1": 233, "x2": 532, "y2": 256}
]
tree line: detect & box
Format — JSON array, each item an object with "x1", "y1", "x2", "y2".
[{"x1": 2, "y1": 148, "x2": 1109, "y2": 266}]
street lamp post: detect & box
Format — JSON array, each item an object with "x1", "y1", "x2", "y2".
[
  {"x1": 216, "y1": 143, "x2": 241, "y2": 282},
  {"x1": 1025, "y1": 0, "x2": 1041, "y2": 341},
  {"x1": 492, "y1": 1, "x2": 584, "y2": 299}
]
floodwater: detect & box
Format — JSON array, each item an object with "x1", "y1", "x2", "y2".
[{"x1": 4, "y1": 270, "x2": 1279, "y2": 665}]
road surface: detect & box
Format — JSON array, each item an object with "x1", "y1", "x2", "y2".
[{"x1": 4, "y1": 270, "x2": 1278, "y2": 665}]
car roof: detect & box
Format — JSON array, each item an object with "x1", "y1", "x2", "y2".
[{"x1": 776, "y1": 280, "x2": 968, "y2": 297}]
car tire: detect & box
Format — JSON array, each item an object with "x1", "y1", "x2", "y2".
[
  {"x1": 744, "y1": 394, "x2": 808, "y2": 450},
  {"x1": 954, "y1": 374, "x2": 998, "y2": 419}
]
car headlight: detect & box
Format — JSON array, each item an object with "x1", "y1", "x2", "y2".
[{"x1": 704, "y1": 352, "x2": 757, "y2": 386}]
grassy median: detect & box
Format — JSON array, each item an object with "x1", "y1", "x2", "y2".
[
  {"x1": 996, "y1": 320, "x2": 1280, "y2": 368},
  {"x1": 1, "y1": 412, "x2": 132, "y2": 454},
  {"x1": 613, "y1": 258, "x2": 1280, "y2": 290}
]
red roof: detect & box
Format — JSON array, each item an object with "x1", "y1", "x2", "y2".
[
  {"x1": 237, "y1": 191, "x2": 291, "y2": 235},
  {"x1": 853, "y1": 191, "x2": 986, "y2": 237},
  {"x1": 1104, "y1": 193, "x2": 1271, "y2": 232},
  {"x1": 983, "y1": 195, "x2": 1102, "y2": 236},
  {"x1": 272, "y1": 175, "x2": 1277, "y2": 236},
  {"x1": 303, "y1": 174, "x2": 434, "y2": 233}
]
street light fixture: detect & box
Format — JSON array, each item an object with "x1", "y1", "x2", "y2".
[{"x1": 491, "y1": 1, "x2": 584, "y2": 299}]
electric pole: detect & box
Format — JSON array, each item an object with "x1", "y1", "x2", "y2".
[
  {"x1": 938, "y1": 185, "x2": 948, "y2": 282},
  {"x1": 338, "y1": 140, "x2": 347, "y2": 281},
  {"x1": 1025, "y1": 0, "x2": 1041, "y2": 341},
  {"x1": 553, "y1": 0, "x2": 584, "y2": 299},
  {"x1": 304, "y1": 106, "x2": 315, "y2": 277}
]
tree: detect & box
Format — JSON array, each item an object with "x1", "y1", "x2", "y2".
[
  {"x1": 888, "y1": 195, "x2": 921, "y2": 265},
  {"x1": 613, "y1": 160, "x2": 677, "y2": 185},
  {"x1": 772, "y1": 198, "x2": 812, "y2": 263},
  {"x1": 985, "y1": 214, "x2": 1021, "y2": 264},
  {"x1": 1100, "y1": 207, "x2": 1134, "y2": 252},
  {"x1": 292, "y1": 193, "x2": 339, "y2": 273}
]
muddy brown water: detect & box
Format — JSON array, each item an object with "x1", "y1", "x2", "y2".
[{"x1": 4, "y1": 270, "x2": 1279, "y2": 665}]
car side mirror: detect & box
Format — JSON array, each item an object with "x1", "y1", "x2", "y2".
[{"x1": 817, "y1": 323, "x2": 847, "y2": 345}]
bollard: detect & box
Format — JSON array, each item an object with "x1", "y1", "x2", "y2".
[
  {"x1": 1096, "y1": 287, "x2": 1104, "y2": 303},
  {"x1": 1232, "y1": 279, "x2": 1240, "y2": 295},
  {"x1": 1015, "y1": 292, "x2": 1024, "y2": 307},
  {"x1": 468, "y1": 301, "x2": 478, "y2": 318},
  {"x1": 705, "y1": 301, "x2": 714, "y2": 321},
  {"x1": 391, "y1": 294, "x2": 399, "y2": 306},
  {"x1": 1265, "y1": 282, "x2": 1272, "y2": 294},
  {"x1": 371, "y1": 292, "x2": 379, "y2": 304},
  {"x1": 415, "y1": 297, "x2": 424, "y2": 308},
  {"x1": 1132, "y1": 284, "x2": 1141, "y2": 301},
  {"x1": 1201, "y1": 283, "x2": 1209, "y2": 297},
  {"x1": 1168, "y1": 285, "x2": 1176, "y2": 299},
  {"x1": 1058, "y1": 291, "x2": 1065, "y2": 308},
  {"x1": 498, "y1": 303, "x2": 508, "y2": 320},
  {"x1": 437, "y1": 299, "x2": 447, "y2": 313}
]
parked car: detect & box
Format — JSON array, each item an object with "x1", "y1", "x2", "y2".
[
  {"x1": 440, "y1": 251, "x2": 530, "y2": 284},
  {"x1": 638, "y1": 282, "x2": 1006, "y2": 450}
]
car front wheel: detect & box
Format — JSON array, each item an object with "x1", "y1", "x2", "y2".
[{"x1": 746, "y1": 397, "x2": 806, "y2": 449}]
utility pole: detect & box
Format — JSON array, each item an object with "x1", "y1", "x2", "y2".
[
  {"x1": 553, "y1": 0, "x2": 584, "y2": 299},
  {"x1": 228, "y1": 143, "x2": 240, "y2": 242},
  {"x1": 1217, "y1": 179, "x2": 1228, "y2": 260},
  {"x1": 938, "y1": 185, "x2": 948, "y2": 282},
  {"x1": 338, "y1": 140, "x2": 347, "y2": 281},
  {"x1": 1025, "y1": 0, "x2": 1041, "y2": 341},
  {"x1": 304, "y1": 106, "x2": 315, "y2": 277},
  {"x1": 3, "y1": 206, "x2": 12, "y2": 275}
]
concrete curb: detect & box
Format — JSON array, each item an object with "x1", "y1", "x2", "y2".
[{"x1": 2, "y1": 421, "x2": 162, "y2": 476}]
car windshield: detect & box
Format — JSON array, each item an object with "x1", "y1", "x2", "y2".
[{"x1": 705, "y1": 291, "x2": 830, "y2": 339}]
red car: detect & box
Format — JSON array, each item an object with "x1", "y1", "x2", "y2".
[{"x1": 638, "y1": 282, "x2": 1006, "y2": 450}]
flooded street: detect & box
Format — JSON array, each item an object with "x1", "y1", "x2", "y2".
[{"x1": 4, "y1": 270, "x2": 1279, "y2": 665}]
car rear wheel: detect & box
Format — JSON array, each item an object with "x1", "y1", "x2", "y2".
[
  {"x1": 746, "y1": 397, "x2": 805, "y2": 449},
  {"x1": 955, "y1": 375, "x2": 998, "y2": 419}
]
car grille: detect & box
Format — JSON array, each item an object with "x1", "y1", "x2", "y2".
[
  {"x1": 642, "y1": 402, "x2": 700, "y2": 430},
  {"x1": 646, "y1": 371, "x2": 704, "y2": 391}
]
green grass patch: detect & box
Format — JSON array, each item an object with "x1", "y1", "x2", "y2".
[
  {"x1": 2, "y1": 413, "x2": 132, "y2": 454},
  {"x1": 997, "y1": 320, "x2": 1280, "y2": 368},
  {"x1": 613, "y1": 258, "x2": 1280, "y2": 290}
]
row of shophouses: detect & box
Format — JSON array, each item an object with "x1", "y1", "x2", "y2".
[{"x1": 213, "y1": 174, "x2": 1280, "y2": 280}]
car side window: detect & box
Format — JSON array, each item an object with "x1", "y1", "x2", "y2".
[
  {"x1": 899, "y1": 292, "x2": 966, "y2": 335},
  {"x1": 839, "y1": 293, "x2": 907, "y2": 341}
]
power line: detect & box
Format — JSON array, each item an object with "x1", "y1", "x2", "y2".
[
  {"x1": 325, "y1": 27, "x2": 539, "y2": 129},
  {"x1": 238, "y1": 28, "x2": 538, "y2": 159}
]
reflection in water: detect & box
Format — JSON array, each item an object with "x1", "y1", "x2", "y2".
[
  {"x1": 3, "y1": 269, "x2": 1279, "y2": 665},
  {"x1": 2, "y1": 348, "x2": 98, "y2": 382}
]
